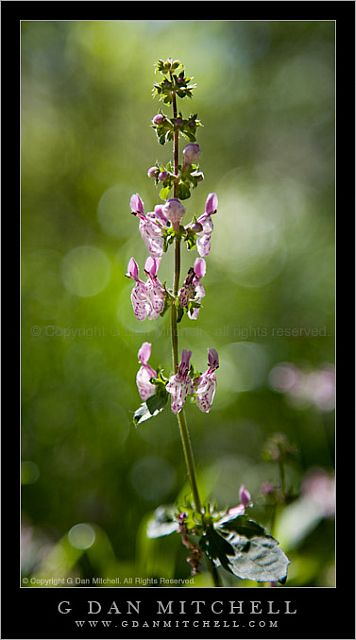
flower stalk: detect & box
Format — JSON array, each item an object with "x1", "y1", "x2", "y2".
[{"x1": 127, "y1": 58, "x2": 290, "y2": 589}]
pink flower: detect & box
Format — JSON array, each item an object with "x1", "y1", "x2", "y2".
[
  {"x1": 147, "y1": 166, "x2": 159, "y2": 179},
  {"x1": 136, "y1": 342, "x2": 157, "y2": 401},
  {"x1": 127, "y1": 257, "x2": 150, "y2": 321},
  {"x1": 179, "y1": 258, "x2": 206, "y2": 320},
  {"x1": 166, "y1": 350, "x2": 194, "y2": 414},
  {"x1": 130, "y1": 194, "x2": 168, "y2": 258},
  {"x1": 194, "y1": 348, "x2": 219, "y2": 413},
  {"x1": 127, "y1": 256, "x2": 165, "y2": 320},
  {"x1": 196, "y1": 193, "x2": 218, "y2": 257},
  {"x1": 239, "y1": 485, "x2": 251, "y2": 507},
  {"x1": 162, "y1": 198, "x2": 185, "y2": 230},
  {"x1": 226, "y1": 485, "x2": 251, "y2": 517},
  {"x1": 152, "y1": 113, "x2": 165, "y2": 125},
  {"x1": 144, "y1": 256, "x2": 166, "y2": 318}
]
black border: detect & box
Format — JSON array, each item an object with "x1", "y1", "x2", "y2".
[{"x1": 2, "y1": 2, "x2": 355, "y2": 639}]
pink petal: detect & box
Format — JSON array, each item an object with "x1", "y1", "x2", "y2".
[
  {"x1": 205, "y1": 192, "x2": 218, "y2": 215},
  {"x1": 131, "y1": 282, "x2": 149, "y2": 321},
  {"x1": 208, "y1": 348, "x2": 219, "y2": 372},
  {"x1": 194, "y1": 257, "x2": 206, "y2": 279},
  {"x1": 127, "y1": 257, "x2": 139, "y2": 281},
  {"x1": 136, "y1": 365, "x2": 156, "y2": 401},
  {"x1": 166, "y1": 376, "x2": 193, "y2": 414},
  {"x1": 138, "y1": 342, "x2": 151, "y2": 366},
  {"x1": 227, "y1": 504, "x2": 245, "y2": 517},
  {"x1": 196, "y1": 232, "x2": 211, "y2": 257},
  {"x1": 144, "y1": 256, "x2": 160, "y2": 278},
  {"x1": 130, "y1": 193, "x2": 144, "y2": 215},
  {"x1": 239, "y1": 485, "x2": 251, "y2": 507},
  {"x1": 147, "y1": 280, "x2": 165, "y2": 318},
  {"x1": 154, "y1": 205, "x2": 169, "y2": 225},
  {"x1": 139, "y1": 219, "x2": 164, "y2": 258},
  {"x1": 179, "y1": 350, "x2": 192, "y2": 377},
  {"x1": 195, "y1": 373, "x2": 217, "y2": 413}
]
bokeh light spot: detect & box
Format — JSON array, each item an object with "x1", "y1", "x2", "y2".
[
  {"x1": 61, "y1": 246, "x2": 111, "y2": 297},
  {"x1": 68, "y1": 523, "x2": 96, "y2": 550},
  {"x1": 219, "y1": 342, "x2": 269, "y2": 393},
  {"x1": 21, "y1": 461, "x2": 40, "y2": 485}
]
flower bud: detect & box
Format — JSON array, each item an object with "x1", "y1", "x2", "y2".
[
  {"x1": 183, "y1": 143, "x2": 200, "y2": 166},
  {"x1": 239, "y1": 485, "x2": 251, "y2": 507},
  {"x1": 130, "y1": 193, "x2": 144, "y2": 216},
  {"x1": 152, "y1": 113, "x2": 165, "y2": 125},
  {"x1": 194, "y1": 258, "x2": 206, "y2": 279},
  {"x1": 126, "y1": 257, "x2": 139, "y2": 281},
  {"x1": 158, "y1": 171, "x2": 168, "y2": 182},
  {"x1": 147, "y1": 166, "x2": 159, "y2": 179},
  {"x1": 163, "y1": 198, "x2": 185, "y2": 228},
  {"x1": 205, "y1": 192, "x2": 218, "y2": 215}
]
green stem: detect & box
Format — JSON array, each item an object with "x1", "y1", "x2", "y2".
[
  {"x1": 176, "y1": 410, "x2": 202, "y2": 513},
  {"x1": 278, "y1": 459, "x2": 286, "y2": 498}
]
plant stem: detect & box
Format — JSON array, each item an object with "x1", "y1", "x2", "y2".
[
  {"x1": 176, "y1": 410, "x2": 202, "y2": 513},
  {"x1": 169, "y1": 79, "x2": 220, "y2": 587},
  {"x1": 278, "y1": 459, "x2": 286, "y2": 499}
]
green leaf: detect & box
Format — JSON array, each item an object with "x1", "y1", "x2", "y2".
[
  {"x1": 147, "y1": 506, "x2": 179, "y2": 538},
  {"x1": 202, "y1": 518, "x2": 290, "y2": 583},
  {"x1": 160, "y1": 186, "x2": 171, "y2": 201},
  {"x1": 146, "y1": 390, "x2": 168, "y2": 415},
  {"x1": 216, "y1": 515, "x2": 266, "y2": 538},
  {"x1": 133, "y1": 401, "x2": 164, "y2": 426},
  {"x1": 223, "y1": 530, "x2": 290, "y2": 584},
  {"x1": 177, "y1": 306, "x2": 184, "y2": 323},
  {"x1": 177, "y1": 183, "x2": 191, "y2": 200},
  {"x1": 200, "y1": 525, "x2": 235, "y2": 572}
]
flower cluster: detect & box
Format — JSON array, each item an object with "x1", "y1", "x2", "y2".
[
  {"x1": 127, "y1": 58, "x2": 220, "y2": 423},
  {"x1": 135, "y1": 344, "x2": 220, "y2": 415},
  {"x1": 126, "y1": 256, "x2": 165, "y2": 320}
]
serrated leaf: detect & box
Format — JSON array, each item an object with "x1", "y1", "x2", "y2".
[
  {"x1": 224, "y1": 530, "x2": 290, "y2": 583},
  {"x1": 133, "y1": 402, "x2": 164, "y2": 426},
  {"x1": 201, "y1": 520, "x2": 289, "y2": 584},
  {"x1": 147, "y1": 506, "x2": 179, "y2": 538}
]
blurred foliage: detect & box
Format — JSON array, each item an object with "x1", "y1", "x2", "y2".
[{"x1": 21, "y1": 20, "x2": 335, "y2": 587}]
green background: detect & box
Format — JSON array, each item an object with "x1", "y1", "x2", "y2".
[{"x1": 21, "y1": 20, "x2": 335, "y2": 587}]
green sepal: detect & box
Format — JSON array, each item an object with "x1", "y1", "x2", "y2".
[
  {"x1": 177, "y1": 183, "x2": 191, "y2": 200},
  {"x1": 146, "y1": 391, "x2": 168, "y2": 415}
]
